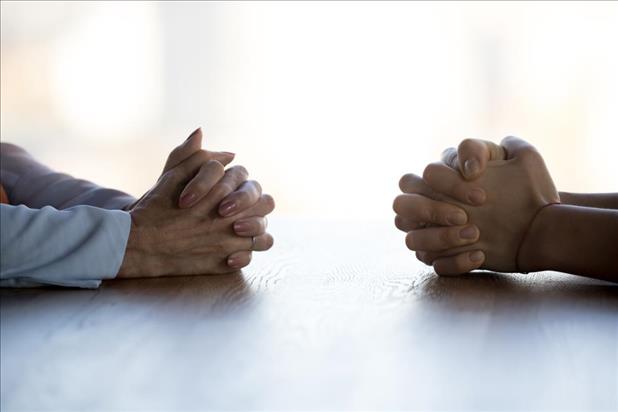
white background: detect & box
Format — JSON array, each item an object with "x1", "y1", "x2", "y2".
[{"x1": 2, "y1": 1, "x2": 617, "y2": 218}]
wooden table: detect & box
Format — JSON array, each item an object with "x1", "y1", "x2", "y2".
[{"x1": 1, "y1": 218, "x2": 617, "y2": 410}]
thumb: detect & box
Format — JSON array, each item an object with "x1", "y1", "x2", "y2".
[
  {"x1": 163, "y1": 127, "x2": 236, "y2": 174},
  {"x1": 457, "y1": 138, "x2": 506, "y2": 180},
  {"x1": 163, "y1": 127, "x2": 204, "y2": 173}
]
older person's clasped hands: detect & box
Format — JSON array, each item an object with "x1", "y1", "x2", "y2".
[
  {"x1": 394, "y1": 136, "x2": 560, "y2": 276},
  {"x1": 117, "y1": 128, "x2": 275, "y2": 278}
]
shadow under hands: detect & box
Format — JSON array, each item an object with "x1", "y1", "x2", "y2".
[{"x1": 411, "y1": 269, "x2": 618, "y2": 312}]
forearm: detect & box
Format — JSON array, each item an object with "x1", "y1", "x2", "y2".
[
  {"x1": 520, "y1": 204, "x2": 618, "y2": 282},
  {"x1": 559, "y1": 192, "x2": 618, "y2": 210},
  {"x1": 0, "y1": 204, "x2": 130, "y2": 288},
  {"x1": 1, "y1": 143, "x2": 135, "y2": 210}
]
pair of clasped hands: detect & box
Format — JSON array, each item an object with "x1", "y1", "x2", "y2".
[
  {"x1": 117, "y1": 128, "x2": 275, "y2": 278},
  {"x1": 394, "y1": 136, "x2": 561, "y2": 276}
]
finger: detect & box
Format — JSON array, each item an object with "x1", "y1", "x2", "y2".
[
  {"x1": 251, "y1": 233, "x2": 274, "y2": 252},
  {"x1": 393, "y1": 194, "x2": 468, "y2": 226},
  {"x1": 234, "y1": 194, "x2": 276, "y2": 219},
  {"x1": 195, "y1": 165, "x2": 249, "y2": 212},
  {"x1": 440, "y1": 147, "x2": 458, "y2": 170},
  {"x1": 416, "y1": 251, "x2": 433, "y2": 266},
  {"x1": 178, "y1": 160, "x2": 225, "y2": 208},
  {"x1": 452, "y1": 138, "x2": 506, "y2": 180},
  {"x1": 398, "y1": 173, "x2": 434, "y2": 196},
  {"x1": 433, "y1": 250, "x2": 485, "y2": 276},
  {"x1": 440, "y1": 140, "x2": 505, "y2": 177},
  {"x1": 500, "y1": 135, "x2": 539, "y2": 159},
  {"x1": 164, "y1": 128, "x2": 235, "y2": 173},
  {"x1": 228, "y1": 232, "x2": 274, "y2": 254},
  {"x1": 227, "y1": 250, "x2": 253, "y2": 269},
  {"x1": 233, "y1": 216, "x2": 267, "y2": 237},
  {"x1": 170, "y1": 149, "x2": 235, "y2": 187},
  {"x1": 458, "y1": 138, "x2": 506, "y2": 179},
  {"x1": 164, "y1": 127, "x2": 203, "y2": 172},
  {"x1": 405, "y1": 224, "x2": 479, "y2": 252},
  {"x1": 219, "y1": 180, "x2": 262, "y2": 217},
  {"x1": 395, "y1": 215, "x2": 427, "y2": 232},
  {"x1": 423, "y1": 162, "x2": 486, "y2": 205}
]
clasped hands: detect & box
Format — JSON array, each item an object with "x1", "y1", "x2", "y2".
[
  {"x1": 394, "y1": 136, "x2": 559, "y2": 276},
  {"x1": 117, "y1": 128, "x2": 275, "y2": 278},
  {"x1": 115, "y1": 131, "x2": 606, "y2": 279}
]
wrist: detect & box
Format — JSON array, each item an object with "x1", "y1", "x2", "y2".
[
  {"x1": 517, "y1": 203, "x2": 561, "y2": 272},
  {"x1": 116, "y1": 216, "x2": 159, "y2": 278}
]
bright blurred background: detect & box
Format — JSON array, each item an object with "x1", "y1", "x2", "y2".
[{"x1": 2, "y1": 1, "x2": 617, "y2": 218}]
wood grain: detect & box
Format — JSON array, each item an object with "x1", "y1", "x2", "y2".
[{"x1": 1, "y1": 217, "x2": 617, "y2": 410}]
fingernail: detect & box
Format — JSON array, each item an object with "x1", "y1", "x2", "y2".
[
  {"x1": 222, "y1": 151, "x2": 235, "y2": 156},
  {"x1": 447, "y1": 211, "x2": 467, "y2": 225},
  {"x1": 467, "y1": 188, "x2": 486, "y2": 205},
  {"x1": 470, "y1": 250, "x2": 484, "y2": 262},
  {"x1": 464, "y1": 158, "x2": 480, "y2": 178},
  {"x1": 459, "y1": 226, "x2": 478, "y2": 240},
  {"x1": 219, "y1": 201, "x2": 237, "y2": 216},
  {"x1": 179, "y1": 193, "x2": 196, "y2": 208},
  {"x1": 227, "y1": 256, "x2": 238, "y2": 268},
  {"x1": 234, "y1": 221, "x2": 250, "y2": 234}
]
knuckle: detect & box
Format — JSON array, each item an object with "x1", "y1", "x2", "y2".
[
  {"x1": 428, "y1": 207, "x2": 441, "y2": 225},
  {"x1": 194, "y1": 177, "x2": 214, "y2": 193},
  {"x1": 247, "y1": 179, "x2": 262, "y2": 195},
  {"x1": 459, "y1": 138, "x2": 476, "y2": 150},
  {"x1": 209, "y1": 184, "x2": 229, "y2": 200},
  {"x1": 422, "y1": 162, "x2": 441, "y2": 182},
  {"x1": 163, "y1": 169, "x2": 182, "y2": 183},
  {"x1": 205, "y1": 159, "x2": 225, "y2": 174},
  {"x1": 231, "y1": 165, "x2": 249, "y2": 179}
]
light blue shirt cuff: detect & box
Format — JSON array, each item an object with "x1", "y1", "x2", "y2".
[{"x1": 0, "y1": 204, "x2": 131, "y2": 288}]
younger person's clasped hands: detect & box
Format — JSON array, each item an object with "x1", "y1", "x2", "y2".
[{"x1": 394, "y1": 136, "x2": 561, "y2": 276}]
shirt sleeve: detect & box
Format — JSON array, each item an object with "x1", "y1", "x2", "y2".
[
  {"x1": 0, "y1": 204, "x2": 131, "y2": 288},
  {"x1": 0, "y1": 143, "x2": 137, "y2": 210}
]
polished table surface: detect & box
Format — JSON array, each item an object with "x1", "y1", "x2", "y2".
[{"x1": 1, "y1": 217, "x2": 617, "y2": 410}]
